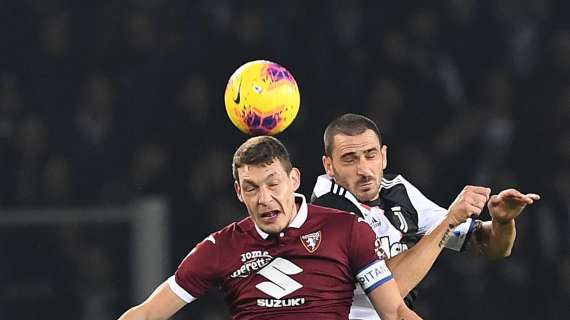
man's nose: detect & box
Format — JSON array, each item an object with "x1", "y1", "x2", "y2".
[
  {"x1": 257, "y1": 186, "x2": 272, "y2": 205},
  {"x1": 356, "y1": 160, "x2": 373, "y2": 177}
]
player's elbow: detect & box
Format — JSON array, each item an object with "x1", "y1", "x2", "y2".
[
  {"x1": 118, "y1": 305, "x2": 143, "y2": 320},
  {"x1": 396, "y1": 302, "x2": 422, "y2": 320},
  {"x1": 119, "y1": 305, "x2": 147, "y2": 320},
  {"x1": 501, "y1": 247, "x2": 513, "y2": 258},
  {"x1": 486, "y1": 245, "x2": 513, "y2": 260},
  {"x1": 398, "y1": 282, "x2": 413, "y2": 298},
  {"x1": 381, "y1": 302, "x2": 422, "y2": 320},
  {"x1": 491, "y1": 248, "x2": 512, "y2": 260},
  {"x1": 118, "y1": 304, "x2": 164, "y2": 320},
  {"x1": 389, "y1": 272, "x2": 412, "y2": 298}
]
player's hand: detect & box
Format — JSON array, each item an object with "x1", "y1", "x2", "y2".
[
  {"x1": 488, "y1": 189, "x2": 540, "y2": 224},
  {"x1": 447, "y1": 186, "x2": 491, "y2": 227}
]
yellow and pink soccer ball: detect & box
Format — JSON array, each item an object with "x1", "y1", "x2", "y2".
[{"x1": 224, "y1": 60, "x2": 300, "y2": 135}]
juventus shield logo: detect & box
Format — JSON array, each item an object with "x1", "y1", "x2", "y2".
[{"x1": 300, "y1": 231, "x2": 321, "y2": 253}]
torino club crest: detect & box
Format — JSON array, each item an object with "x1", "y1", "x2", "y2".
[{"x1": 300, "y1": 231, "x2": 321, "y2": 253}]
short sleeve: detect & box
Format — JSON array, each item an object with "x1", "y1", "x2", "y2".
[
  {"x1": 168, "y1": 234, "x2": 222, "y2": 303},
  {"x1": 348, "y1": 216, "x2": 393, "y2": 294},
  {"x1": 399, "y1": 177, "x2": 447, "y2": 234},
  {"x1": 399, "y1": 177, "x2": 476, "y2": 251}
]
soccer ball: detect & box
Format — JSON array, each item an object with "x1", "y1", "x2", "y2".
[{"x1": 224, "y1": 60, "x2": 300, "y2": 135}]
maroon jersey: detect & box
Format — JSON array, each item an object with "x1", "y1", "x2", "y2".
[{"x1": 168, "y1": 195, "x2": 393, "y2": 319}]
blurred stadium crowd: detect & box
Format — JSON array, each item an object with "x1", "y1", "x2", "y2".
[{"x1": 0, "y1": 0, "x2": 568, "y2": 319}]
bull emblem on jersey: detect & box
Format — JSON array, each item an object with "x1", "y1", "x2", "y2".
[{"x1": 300, "y1": 231, "x2": 321, "y2": 253}]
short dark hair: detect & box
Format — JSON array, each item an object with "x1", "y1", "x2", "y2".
[
  {"x1": 232, "y1": 136, "x2": 293, "y2": 181},
  {"x1": 323, "y1": 113, "x2": 382, "y2": 156}
]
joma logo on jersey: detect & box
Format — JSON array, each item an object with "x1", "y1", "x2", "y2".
[
  {"x1": 241, "y1": 250, "x2": 271, "y2": 262},
  {"x1": 377, "y1": 236, "x2": 409, "y2": 259}
]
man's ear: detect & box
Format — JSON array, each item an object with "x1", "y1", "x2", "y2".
[
  {"x1": 290, "y1": 167, "x2": 301, "y2": 191},
  {"x1": 381, "y1": 145, "x2": 388, "y2": 170},
  {"x1": 322, "y1": 155, "x2": 334, "y2": 177},
  {"x1": 234, "y1": 180, "x2": 244, "y2": 203}
]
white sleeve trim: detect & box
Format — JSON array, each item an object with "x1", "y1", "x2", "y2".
[
  {"x1": 167, "y1": 275, "x2": 196, "y2": 303},
  {"x1": 445, "y1": 218, "x2": 475, "y2": 251}
]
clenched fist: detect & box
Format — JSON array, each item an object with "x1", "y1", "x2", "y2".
[{"x1": 447, "y1": 186, "x2": 491, "y2": 227}]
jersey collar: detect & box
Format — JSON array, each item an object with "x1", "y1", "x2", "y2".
[
  {"x1": 311, "y1": 174, "x2": 374, "y2": 217},
  {"x1": 363, "y1": 197, "x2": 382, "y2": 208},
  {"x1": 254, "y1": 193, "x2": 308, "y2": 239}
]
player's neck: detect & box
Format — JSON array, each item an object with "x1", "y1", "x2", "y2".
[
  {"x1": 288, "y1": 201, "x2": 300, "y2": 224},
  {"x1": 360, "y1": 193, "x2": 381, "y2": 207}
]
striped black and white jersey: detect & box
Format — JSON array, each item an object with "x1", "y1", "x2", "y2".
[{"x1": 311, "y1": 173, "x2": 474, "y2": 320}]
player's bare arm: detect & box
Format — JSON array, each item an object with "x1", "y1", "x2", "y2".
[
  {"x1": 118, "y1": 281, "x2": 187, "y2": 320},
  {"x1": 384, "y1": 185, "x2": 490, "y2": 297},
  {"x1": 366, "y1": 279, "x2": 422, "y2": 320},
  {"x1": 464, "y1": 189, "x2": 540, "y2": 259}
]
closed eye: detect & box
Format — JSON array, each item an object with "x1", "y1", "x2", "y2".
[
  {"x1": 242, "y1": 182, "x2": 258, "y2": 193},
  {"x1": 366, "y1": 151, "x2": 378, "y2": 159},
  {"x1": 341, "y1": 154, "x2": 357, "y2": 163},
  {"x1": 268, "y1": 179, "x2": 281, "y2": 188}
]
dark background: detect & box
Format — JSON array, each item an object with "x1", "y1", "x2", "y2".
[{"x1": 0, "y1": 0, "x2": 568, "y2": 319}]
